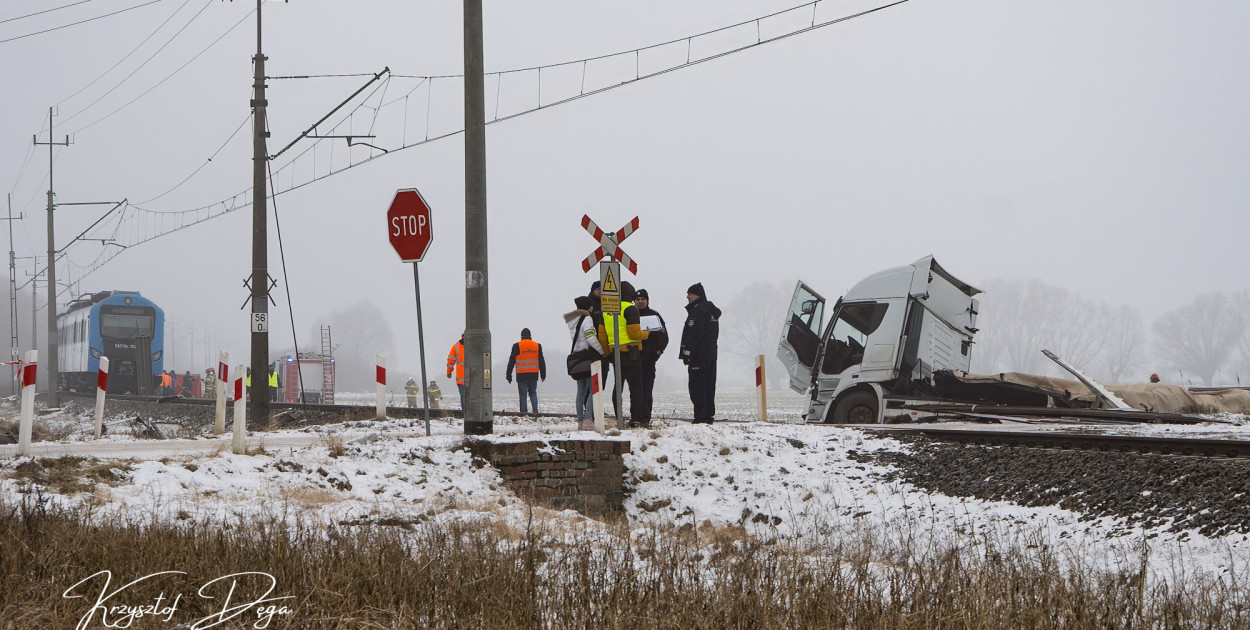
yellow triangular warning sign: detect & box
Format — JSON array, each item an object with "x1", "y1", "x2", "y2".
[{"x1": 602, "y1": 267, "x2": 619, "y2": 293}]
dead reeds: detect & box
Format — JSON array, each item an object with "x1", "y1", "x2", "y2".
[{"x1": 0, "y1": 494, "x2": 1247, "y2": 629}]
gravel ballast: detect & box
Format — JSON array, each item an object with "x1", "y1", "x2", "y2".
[{"x1": 860, "y1": 436, "x2": 1250, "y2": 539}]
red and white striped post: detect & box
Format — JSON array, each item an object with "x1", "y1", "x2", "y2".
[
  {"x1": 591, "y1": 361, "x2": 605, "y2": 434},
  {"x1": 214, "y1": 352, "x2": 228, "y2": 435},
  {"x1": 232, "y1": 364, "x2": 246, "y2": 454},
  {"x1": 375, "y1": 354, "x2": 386, "y2": 420},
  {"x1": 93, "y1": 356, "x2": 109, "y2": 439},
  {"x1": 17, "y1": 350, "x2": 37, "y2": 457},
  {"x1": 755, "y1": 354, "x2": 768, "y2": 423}
]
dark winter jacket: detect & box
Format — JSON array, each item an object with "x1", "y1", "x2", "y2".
[
  {"x1": 636, "y1": 306, "x2": 669, "y2": 363},
  {"x1": 679, "y1": 298, "x2": 721, "y2": 364}
]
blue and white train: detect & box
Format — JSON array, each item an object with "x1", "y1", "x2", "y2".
[{"x1": 57, "y1": 291, "x2": 165, "y2": 394}]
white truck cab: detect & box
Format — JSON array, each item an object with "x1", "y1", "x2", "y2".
[{"x1": 777, "y1": 256, "x2": 981, "y2": 423}]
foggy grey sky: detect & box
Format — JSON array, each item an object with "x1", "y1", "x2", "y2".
[{"x1": 2, "y1": 0, "x2": 1248, "y2": 383}]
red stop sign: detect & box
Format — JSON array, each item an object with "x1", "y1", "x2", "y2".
[{"x1": 387, "y1": 188, "x2": 433, "y2": 262}]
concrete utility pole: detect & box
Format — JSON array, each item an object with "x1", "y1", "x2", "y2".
[
  {"x1": 29, "y1": 260, "x2": 37, "y2": 370},
  {"x1": 34, "y1": 107, "x2": 70, "y2": 407},
  {"x1": 463, "y1": 0, "x2": 492, "y2": 434},
  {"x1": 249, "y1": 0, "x2": 270, "y2": 423},
  {"x1": 4, "y1": 195, "x2": 21, "y2": 394}
]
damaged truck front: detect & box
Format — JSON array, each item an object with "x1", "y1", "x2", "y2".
[{"x1": 777, "y1": 256, "x2": 982, "y2": 423}]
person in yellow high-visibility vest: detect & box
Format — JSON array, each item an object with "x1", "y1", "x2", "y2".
[
  {"x1": 268, "y1": 365, "x2": 279, "y2": 401},
  {"x1": 596, "y1": 281, "x2": 650, "y2": 427}
]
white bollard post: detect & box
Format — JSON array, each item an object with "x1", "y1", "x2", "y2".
[
  {"x1": 232, "y1": 364, "x2": 246, "y2": 454},
  {"x1": 591, "y1": 361, "x2": 605, "y2": 434},
  {"x1": 214, "y1": 352, "x2": 228, "y2": 435},
  {"x1": 94, "y1": 356, "x2": 109, "y2": 439},
  {"x1": 17, "y1": 350, "x2": 37, "y2": 457},
  {"x1": 376, "y1": 354, "x2": 386, "y2": 421},
  {"x1": 755, "y1": 354, "x2": 768, "y2": 423}
]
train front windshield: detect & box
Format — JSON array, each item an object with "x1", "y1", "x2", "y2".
[{"x1": 100, "y1": 306, "x2": 155, "y2": 339}]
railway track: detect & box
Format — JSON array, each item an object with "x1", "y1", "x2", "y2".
[
  {"x1": 56, "y1": 391, "x2": 580, "y2": 421},
  {"x1": 878, "y1": 427, "x2": 1250, "y2": 460}
]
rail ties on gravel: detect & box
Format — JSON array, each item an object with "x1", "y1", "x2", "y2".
[{"x1": 876, "y1": 427, "x2": 1250, "y2": 461}]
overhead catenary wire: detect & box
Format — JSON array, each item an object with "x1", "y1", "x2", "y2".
[
  {"x1": 265, "y1": 124, "x2": 307, "y2": 406},
  {"x1": 0, "y1": 0, "x2": 167, "y2": 45},
  {"x1": 135, "y1": 112, "x2": 250, "y2": 205},
  {"x1": 51, "y1": 0, "x2": 911, "y2": 287}
]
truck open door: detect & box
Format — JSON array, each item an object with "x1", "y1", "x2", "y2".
[{"x1": 777, "y1": 281, "x2": 826, "y2": 393}]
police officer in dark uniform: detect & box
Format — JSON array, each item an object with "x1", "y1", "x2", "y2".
[{"x1": 679, "y1": 282, "x2": 721, "y2": 424}]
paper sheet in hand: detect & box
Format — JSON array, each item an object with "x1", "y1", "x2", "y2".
[{"x1": 640, "y1": 315, "x2": 664, "y2": 331}]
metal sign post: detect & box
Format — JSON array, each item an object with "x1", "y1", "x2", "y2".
[
  {"x1": 579, "y1": 214, "x2": 641, "y2": 430},
  {"x1": 413, "y1": 263, "x2": 431, "y2": 436},
  {"x1": 387, "y1": 188, "x2": 435, "y2": 437},
  {"x1": 600, "y1": 260, "x2": 623, "y2": 430}
]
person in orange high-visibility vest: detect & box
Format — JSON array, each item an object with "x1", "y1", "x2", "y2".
[
  {"x1": 506, "y1": 328, "x2": 546, "y2": 415},
  {"x1": 446, "y1": 336, "x2": 465, "y2": 409}
]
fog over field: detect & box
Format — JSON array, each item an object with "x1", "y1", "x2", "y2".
[{"x1": 2, "y1": 0, "x2": 1247, "y2": 392}]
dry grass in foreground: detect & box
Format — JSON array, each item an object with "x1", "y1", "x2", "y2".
[{"x1": 1, "y1": 495, "x2": 1248, "y2": 629}]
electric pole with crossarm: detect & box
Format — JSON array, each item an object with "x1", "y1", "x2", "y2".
[
  {"x1": 249, "y1": 0, "x2": 271, "y2": 424},
  {"x1": 34, "y1": 107, "x2": 70, "y2": 407}
]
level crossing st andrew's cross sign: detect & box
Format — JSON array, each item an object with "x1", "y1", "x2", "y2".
[
  {"x1": 388, "y1": 189, "x2": 434, "y2": 262},
  {"x1": 580, "y1": 215, "x2": 639, "y2": 274}
]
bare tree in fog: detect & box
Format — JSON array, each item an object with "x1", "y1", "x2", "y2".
[
  {"x1": 1099, "y1": 304, "x2": 1145, "y2": 384},
  {"x1": 1152, "y1": 292, "x2": 1246, "y2": 386},
  {"x1": 975, "y1": 279, "x2": 1106, "y2": 375},
  {"x1": 723, "y1": 280, "x2": 791, "y2": 387},
  {"x1": 313, "y1": 300, "x2": 396, "y2": 391},
  {"x1": 1235, "y1": 291, "x2": 1250, "y2": 385}
]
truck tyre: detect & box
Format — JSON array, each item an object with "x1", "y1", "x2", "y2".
[{"x1": 831, "y1": 390, "x2": 878, "y2": 424}]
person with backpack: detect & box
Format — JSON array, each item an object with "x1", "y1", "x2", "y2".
[{"x1": 565, "y1": 295, "x2": 604, "y2": 429}]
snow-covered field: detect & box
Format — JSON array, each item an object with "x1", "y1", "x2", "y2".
[
  {"x1": 0, "y1": 389, "x2": 1246, "y2": 587},
  {"x1": 3, "y1": 387, "x2": 1250, "y2": 587}
]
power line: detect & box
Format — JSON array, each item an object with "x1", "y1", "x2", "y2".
[
  {"x1": 56, "y1": 0, "x2": 199, "y2": 110},
  {"x1": 68, "y1": 5, "x2": 254, "y2": 134},
  {"x1": 0, "y1": 0, "x2": 99, "y2": 26},
  {"x1": 61, "y1": 0, "x2": 212, "y2": 127},
  {"x1": 0, "y1": 0, "x2": 167, "y2": 45},
  {"x1": 5, "y1": 0, "x2": 198, "y2": 208}
]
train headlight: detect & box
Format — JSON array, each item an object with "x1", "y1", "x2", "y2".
[
  {"x1": 90, "y1": 347, "x2": 102, "y2": 359},
  {"x1": 151, "y1": 351, "x2": 162, "y2": 361}
]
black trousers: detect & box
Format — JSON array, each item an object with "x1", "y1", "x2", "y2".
[
  {"x1": 639, "y1": 360, "x2": 657, "y2": 424},
  {"x1": 688, "y1": 353, "x2": 717, "y2": 421},
  {"x1": 609, "y1": 353, "x2": 645, "y2": 424}
]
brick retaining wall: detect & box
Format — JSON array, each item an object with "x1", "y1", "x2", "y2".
[{"x1": 470, "y1": 439, "x2": 630, "y2": 515}]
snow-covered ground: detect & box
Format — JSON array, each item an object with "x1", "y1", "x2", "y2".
[{"x1": 2, "y1": 389, "x2": 1249, "y2": 585}]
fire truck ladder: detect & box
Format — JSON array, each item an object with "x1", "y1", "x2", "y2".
[{"x1": 320, "y1": 325, "x2": 335, "y2": 405}]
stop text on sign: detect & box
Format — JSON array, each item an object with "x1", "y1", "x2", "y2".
[
  {"x1": 387, "y1": 188, "x2": 434, "y2": 263},
  {"x1": 391, "y1": 214, "x2": 427, "y2": 237}
]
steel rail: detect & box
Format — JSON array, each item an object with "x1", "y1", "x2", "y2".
[
  {"x1": 876, "y1": 427, "x2": 1250, "y2": 459},
  {"x1": 57, "y1": 390, "x2": 575, "y2": 420}
]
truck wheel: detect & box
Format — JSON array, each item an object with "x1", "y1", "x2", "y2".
[{"x1": 831, "y1": 390, "x2": 878, "y2": 424}]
